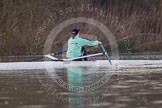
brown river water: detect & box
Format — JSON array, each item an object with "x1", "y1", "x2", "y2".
[{"x1": 0, "y1": 64, "x2": 162, "y2": 108}]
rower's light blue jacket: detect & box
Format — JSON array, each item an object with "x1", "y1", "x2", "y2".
[{"x1": 66, "y1": 36, "x2": 99, "y2": 58}]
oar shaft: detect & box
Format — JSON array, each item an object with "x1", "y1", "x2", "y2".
[
  {"x1": 45, "y1": 54, "x2": 58, "y2": 60},
  {"x1": 26, "y1": 56, "x2": 43, "y2": 62},
  {"x1": 26, "y1": 50, "x2": 66, "y2": 62},
  {"x1": 100, "y1": 44, "x2": 112, "y2": 65},
  {"x1": 63, "y1": 53, "x2": 103, "y2": 61}
]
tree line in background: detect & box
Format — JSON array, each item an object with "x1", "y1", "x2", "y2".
[{"x1": 0, "y1": 0, "x2": 162, "y2": 56}]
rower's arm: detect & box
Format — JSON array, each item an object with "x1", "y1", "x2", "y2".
[{"x1": 80, "y1": 38, "x2": 99, "y2": 46}]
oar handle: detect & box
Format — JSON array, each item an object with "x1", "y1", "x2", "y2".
[{"x1": 50, "y1": 50, "x2": 66, "y2": 56}]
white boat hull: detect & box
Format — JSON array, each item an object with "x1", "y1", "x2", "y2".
[
  {"x1": 0, "y1": 60, "x2": 110, "y2": 70},
  {"x1": 0, "y1": 60, "x2": 162, "y2": 70}
]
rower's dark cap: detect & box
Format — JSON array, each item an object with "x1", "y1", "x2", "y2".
[{"x1": 71, "y1": 29, "x2": 80, "y2": 34}]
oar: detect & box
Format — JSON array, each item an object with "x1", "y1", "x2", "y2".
[
  {"x1": 45, "y1": 54, "x2": 59, "y2": 60},
  {"x1": 26, "y1": 50, "x2": 66, "y2": 62},
  {"x1": 45, "y1": 53, "x2": 103, "y2": 61},
  {"x1": 26, "y1": 56, "x2": 44, "y2": 62},
  {"x1": 99, "y1": 44, "x2": 112, "y2": 65},
  {"x1": 63, "y1": 53, "x2": 103, "y2": 61}
]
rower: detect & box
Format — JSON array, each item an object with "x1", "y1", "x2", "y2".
[{"x1": 66, "y1": 28, "x2": 101, "y2": 61}]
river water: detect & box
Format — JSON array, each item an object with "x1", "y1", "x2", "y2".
[{"x1": 0, "y1": 63, "x2": 162, "y2": 108}]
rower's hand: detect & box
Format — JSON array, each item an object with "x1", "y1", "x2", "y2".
[
  {"x1": 51, "y1": 53, "x2": 55, "y2": 56},
  {"x1": 98, "y1": 41, "x2": 102, "y2": 45}
]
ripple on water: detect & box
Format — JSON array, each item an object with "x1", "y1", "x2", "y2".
[
  {"x1": 116, "y1": 96, "x2": 134, "y2": 102},
  {"x1": 111, "y1": 85, "x2": 130, "y2": 89},
  {"x1": 89, "y1": 102, "x2": 112, "y2": 107},
  {"x1": 151, "y1": 100, "x2": 162, "y2": 104},
  {"x1": 0, "y1": 97, "x2": 10, "y2": 100},
  {"x1": 17, "y1": 105, "x2": 47, "y2": 108},
  {"x1": 133, "y1": 92, "x2": 157, "y2": 95},
  {"x1": 112, "y1": 103, "x2": 126, "y2": 108}
]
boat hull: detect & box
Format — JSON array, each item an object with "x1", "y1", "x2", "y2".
[
  {"x1": 0, "y1": 60, "x2": 162, "y2": 70},
  {"x1": 0, "y1": 60, "x2": 111, "y2": 70}
]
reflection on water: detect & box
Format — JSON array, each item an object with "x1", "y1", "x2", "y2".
[
  {"x1": 66, "y1": 67, "x2": 107, "y2": 105},
  {"x1": 0, "y1": 66, "x2": 162, "y2": 108}
]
